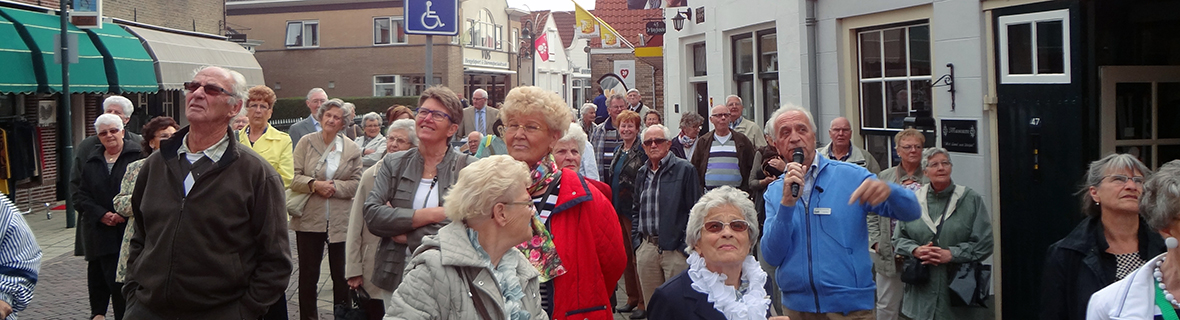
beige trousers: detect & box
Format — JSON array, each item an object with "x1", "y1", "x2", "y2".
[{"x1": 635, "y1": 240, "x2": 689, "y2": 306}]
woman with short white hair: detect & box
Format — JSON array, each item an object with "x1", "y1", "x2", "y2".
[
  {"x1": 385, "y1": 155, "x2": 547, "y2": 319},
  {"x1": 77, "y1": 113, "x2": 144, "y2": 320},
  {"x1": 551, "y1": 122, "x2": 600, "y2": 181},
  {"x1": 355, "y1": 112, "x2": 387, "y2": 170},
  {"x1": 648, "y1": 186, "x2": 783, "y2": 320},
  {"x1": 579, "y1": 103, "x2": 597, "y2": 135}
]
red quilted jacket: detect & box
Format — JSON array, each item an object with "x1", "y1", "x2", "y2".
[{"x1": 547, "y1": 169, "x2": 626, "y2": 320}]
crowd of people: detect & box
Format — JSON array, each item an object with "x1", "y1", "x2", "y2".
[{"x1": 48, "y1": 63, "x2": 1180, "y2": 320}]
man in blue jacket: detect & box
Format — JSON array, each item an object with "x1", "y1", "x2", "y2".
[{"x1": 762, "y1": 104, "x2": 920, "y2": 320}]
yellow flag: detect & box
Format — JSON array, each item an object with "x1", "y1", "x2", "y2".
[{"x1": 574, "y1": 2, "x2": 599, "y2": 39}]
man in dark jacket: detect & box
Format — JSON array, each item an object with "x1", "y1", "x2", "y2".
[
  {"x1": 631, "y1": 124, "x2": 704, "y2": 314},
  {"x1": 691, "y1": 105, "x2": 755, "y2": 194},
  {"x1": 124, "y1": 66, "x2": 291, "y2": 319}
]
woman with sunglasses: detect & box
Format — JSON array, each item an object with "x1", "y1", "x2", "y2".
[
  {"x1": 647, "y1": 186, "x2": 787, "y2": 320},
  {"x1": 1040, "y1": 153, "x2": 1160, "y2": 320},
  {"x1": 498, "y1": 86, "x2": 625, "y2": 320},
  {"x1": 893, "y1": 148, "x2": 993, "y2": 320},
  {"x1": 364, "y1": 86, "x2": 478, "y2": 303},
  {"x1": 76, "y1": 113, "x2": 146, "y2": 320}
]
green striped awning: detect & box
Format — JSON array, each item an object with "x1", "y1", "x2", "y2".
[
  {"x1": 0, "y1": 7, "x2": 108, "y2": 94},
  {"x1": 0, "y1": 13, "x2": 39, "y2": 94},
  {"x1": 87, "y1": 24, "x2": 159, "y2": 93}
]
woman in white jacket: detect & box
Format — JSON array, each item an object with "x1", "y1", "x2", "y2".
[{"x1": 1088, "y1": 160, "x2": 1180, "y2": 319}]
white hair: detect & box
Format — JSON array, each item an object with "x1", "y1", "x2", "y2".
[
  {"x1": 443, "y1": 155, "x2": 531, "y2": 221},
  {"x1": 307, "y1": 88, "x2": 326, "y2": 100},
  {"x1": 767, "y1": 103, "x2": 815, "y2": 141},
  {"x1": 725, "y1": 95, "x2": 742, "y2": 104},
  {"x1": 559, "y1": 123, "x2": 590, "y2": 154},
  {"x1": 473, "y1": 88, "x2": 488, "y2": 99},
  {"x1": 94, "y1": 113, "x2": 124, "y2": 132},
  {"x1": 387, "y1": 119, "x2": 418, "y2": 146},
  {"x1": 642, "y1": 124, "x2": 674, "y2": 141},
  {"x1": 580, "y1": 103, "x2": 597, "y2": 117},
  {"x1": 361, "y1": 112, "x2": 382, "y2": 124},
  {"x1": 921, "y1": 147, "x2": 952, "y2": 169},
  {"x1": 102, "y1": 96, "x2": 134, "y2": 117},
  {"x1": 684, "y1": 186, "x2": 760, "y2": 255}
]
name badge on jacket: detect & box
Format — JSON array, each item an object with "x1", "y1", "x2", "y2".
[{"x1": 814, "y1": 208, "x2": 832, "y2": 215}]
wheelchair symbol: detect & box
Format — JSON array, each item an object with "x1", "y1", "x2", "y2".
[{"x1": 421, "y1": 1, "x2": 445, "y2": 29}]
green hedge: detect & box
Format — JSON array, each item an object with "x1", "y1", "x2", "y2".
[{"x1": 271, "y1": 96, "x2": 421, "y2": 120}]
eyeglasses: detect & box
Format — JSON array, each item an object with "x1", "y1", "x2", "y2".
[
  {"x1": 97, "y1": 128, "x2": 121, "y2": 138},
  {"x1": 642, "y1": 138, "x2": 669, "y2": 147},
  {"x1": 183, "y1": 81, "x2": 233, "y2": 97},
  {"x1": 308, "y1": 98, "x2": 327, "y2": 104},
  {"x1": 710, "y1": 113, "x2": 731, "y2": 119},
  {"x1": 830, "y1": 128, "x2": 852, "y2": 133},
  {"x1": 1106, "y1": 174, "x2": 1145, "y2": 185},
  {"x1": 704, "y1": 220, "x2": 750, "y2": 233},
  {"x1": 246, "y1": 103, "x2": 272, "y2": 110},
  {"x1": 506, "y1": 123, "x2": 543, "y2": 134},
  {"x1": 155, "y1": 132, "x2": 174, "y2": 140},
  {"x1": 364, "y1": 124, "x2": 382, "y2": 128},
  {"x1": 898, "y1": 145, "x2": 923, "y2": 151},
  {"x1": 501, "y1": 200, "x2": 536, "y2": 212},
  {"x1": 416, "y1": 108, "x2": 454, "y2": 123},
  {"x1": 927, "y1": 161, "x2": 952, "y2": 169}
]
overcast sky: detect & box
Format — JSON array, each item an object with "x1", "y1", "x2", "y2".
[{"x1": 505, "y1": 0, "x2": 595, "y2": 11}]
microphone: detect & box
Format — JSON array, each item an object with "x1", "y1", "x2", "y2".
[{"x1": 791, "y1": 147, "x2": 804, "y2": 197}]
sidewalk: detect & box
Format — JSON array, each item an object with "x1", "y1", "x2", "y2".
[{"x1": 20, "y1": 203, "x2": 333, "y2": 319}]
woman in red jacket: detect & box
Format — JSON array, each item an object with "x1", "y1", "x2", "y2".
[{"x1": 499, "y1": 86, "x2": 626, "y2": 320}]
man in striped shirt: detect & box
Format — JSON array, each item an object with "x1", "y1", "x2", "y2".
[
  {"x1": 591, "y1": 94, "x2": 629, "y2": 179},
  {"x1": 0, "y1": 195, "x2": 40, "y2": 319},
  {"x1": 691, "y1": 105, "x2": 755, "y2": 195}
]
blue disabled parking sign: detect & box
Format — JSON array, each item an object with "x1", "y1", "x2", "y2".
[{"x1": 405, "y1": 0, "x2": 459, "y2": 36}]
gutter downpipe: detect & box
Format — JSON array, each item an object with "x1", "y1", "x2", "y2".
[{"x1": 806, "y1": 0, "x2": 820, "y2": 142}]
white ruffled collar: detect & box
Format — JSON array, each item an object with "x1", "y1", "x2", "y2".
[{"x1": 686, "y1": 251, "x2": 770, "y2": 320}]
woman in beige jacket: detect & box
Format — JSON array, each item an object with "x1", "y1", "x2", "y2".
[
  {"x1": 386, "y1": 155, "x2": 547, "y2": 320},
  {"x1": 290, "y1": 99, "x2": 363, "y2": 320}
]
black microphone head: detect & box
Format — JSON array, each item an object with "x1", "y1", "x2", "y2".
[{"x1": 792, "y1": 147, "x2": 805, "y2": 163}]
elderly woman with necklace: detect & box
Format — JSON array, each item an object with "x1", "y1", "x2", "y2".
[
  {"x1": 1088, "y1": 160, "x2": 1180, "y2": 319},
  {"x1": 499, "y1": 86, "x2": 625, "y2": 320}
]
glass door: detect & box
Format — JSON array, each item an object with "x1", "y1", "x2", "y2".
[{"x1": 1100, "y1": 66, "x2": 1180, "y2": 169}]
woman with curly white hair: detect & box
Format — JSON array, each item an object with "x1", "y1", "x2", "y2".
[
  {"x1": 647, "y1": 186, "x2": 785, "y2": 320},
  {"x1": 385, "y1": 155, "x2": 548, "y2": 320}
]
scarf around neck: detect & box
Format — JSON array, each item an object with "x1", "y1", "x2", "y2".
[
  {"x1": 528, "y1": 155, "x2": 559, "y2": 195},
  {"x1": 679, "y1": 133, "x2": 697, "y2": 150}
]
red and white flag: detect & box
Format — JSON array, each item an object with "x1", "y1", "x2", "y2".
[{"x1": 535, "y1": 32, "x2": 550, "y2": 62}]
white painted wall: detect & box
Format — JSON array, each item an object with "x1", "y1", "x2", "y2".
[{"x1": 534, "y1": 14, "x2": 591, "y2": 110}]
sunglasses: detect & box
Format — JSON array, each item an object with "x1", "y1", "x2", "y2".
[
  {"x1": 183, "y1": 82, "x2": 233, "y2": 97},
  {"x1": 642, "y1": 138, "x2": 669, "y2": 147},
  {"x1": 703, "y1": 220, "x2": 750, "y2": 233},
  {"x1": 97, "y1": 128, "x2": 121, "y2": 138}
]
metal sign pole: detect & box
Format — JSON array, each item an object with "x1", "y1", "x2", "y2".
[
  {"x1": 60, "y1": 0, "x2": 75, "y2": 228},
  {"x1": 425, "y1": 35, "x2": 433, "y2": 87}
]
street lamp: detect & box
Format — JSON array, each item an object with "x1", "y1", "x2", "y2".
[
  {"x1": 672, "y1": 9, "x2": 692, "y2": 31},
  {"x1": 519, "y1": 20, "x2": 536, "y2": 85}
]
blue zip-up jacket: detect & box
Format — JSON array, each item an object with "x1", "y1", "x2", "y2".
[{"x1": 762, "y1": 156, "x2": 920, "y2": 314}]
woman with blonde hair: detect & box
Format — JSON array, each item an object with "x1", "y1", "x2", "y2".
[{"x1": 385, "y1": 155, "x2": 547, "y2": 319}]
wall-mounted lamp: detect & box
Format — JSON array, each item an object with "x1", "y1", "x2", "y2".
[{"x1": 672, "y1": 9, "x2": 692, "y2": 31}]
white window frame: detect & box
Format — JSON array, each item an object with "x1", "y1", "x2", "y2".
[
  {"x1": 468, "y1": 9, "x2": 501, "y2": 50},
  {"x1": 373, "y1": 75, "x2": 401, "y2": 97},
  {"x1": 857, "y1": 24, "x2": 933, "y2": 131},
  {"x1": 999, "y1": 9, "x2": 1071, "y2": 84},
  {"x1": 373, "y1": 16, "x2": 407, "y2": 46},
  {"x1": 285, "y1": 20, "x2": 319, "y2": 48}
]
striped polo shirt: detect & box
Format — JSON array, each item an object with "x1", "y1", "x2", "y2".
[{"x1": 704, "y1": 133, "x2": 742, "y2": 189}]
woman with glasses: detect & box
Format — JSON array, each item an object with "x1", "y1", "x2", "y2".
[
  {"x1": 290, "y1": 98, "x2": 364, "y2": 320},
  {"x1": 237, "y1": 85, "x2": 294, "y2": 187},
  {"x1": 385, "y1": 155, "x2": 547, "y2": 320},
  {"x1": 647, "y1": 186, "x2": 784, "y2": 320},
  {"x1": 893, "y1": 148, "x2": 994, "y2": 320},
  {"x1": 364, "y1": 86, "x2": 478, "y2": 304},
  {"x1": 355, "y1": 112, "x2": 387, "y2": 170},
  {"x1": 76, "y1": 113, "x2": 145, "y2": 320},
  {"x1": 1040, "y1": 153, "x2": 1160, "y2": 320},
  {"x1": 498, "y1": 86, "x2": 625, "y2": 320}
]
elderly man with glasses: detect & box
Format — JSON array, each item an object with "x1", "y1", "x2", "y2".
[
  {"x1": 630, "y1": 124, "x2": 703, "y2": 315},
  {"x1": 458, "y1": 88, "x2": 499, "y2": 141},
  {"x1": 288, "y1": 88, "x2": 328, "y2": 148},
  {"x1": 817, "y1": 117, "x2": 881, "y2": 174},
  {"x1": 691, "y1": 105, "x2": 755, "y2": 194}
]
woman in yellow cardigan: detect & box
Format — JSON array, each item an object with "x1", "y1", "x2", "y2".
[{"x1": 238, "y1": 85, "x2": 294, "y2": 187}]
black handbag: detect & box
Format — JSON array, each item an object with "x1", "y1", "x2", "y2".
[
  {"x1": 334, "y1": 287, "x2": 370, "y2": 320},
  {"x1": 949, "y1": 261, "x2": 991, "y2": 307},
  {"x1": 899, "y1": 202, "x2": 951, "y2": 285}
]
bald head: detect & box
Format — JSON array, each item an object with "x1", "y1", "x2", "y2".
[
  {"x1": 829, "y1": 117, "x2": 852, "y2": 149},
  {"x1": 709, "y1": 105, "x2": 732, "y2": 135}
]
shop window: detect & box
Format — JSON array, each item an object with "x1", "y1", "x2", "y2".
[
  {"x1": 999, "y1": 9, "x2": 1070, "y2": 84},
  {"x1": 730, "y1": 29, "x2": 777, "y2": 122},
  {"x1": 857, "y1": 23, "x2": 931, "y2": 167},
  {"x1": 374, "y1": 75, "x2": 400, "y2": 97},
  {"x1": 374, "y1": 17, "x2": 406, "y2": 45},
  {"x1": 402, "y1": 75, "x2": 443, "y2": 97},
  {"x1": 285, "y1": 20, "x2": 319, "y2": 48}
]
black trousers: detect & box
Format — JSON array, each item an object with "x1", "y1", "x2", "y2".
[
  {"x1": 296, "y1": 231, "x2": 347, "y2": 320},
  {"x1": 88, "y1": 255, "x2": 124, "y2": 319}
]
